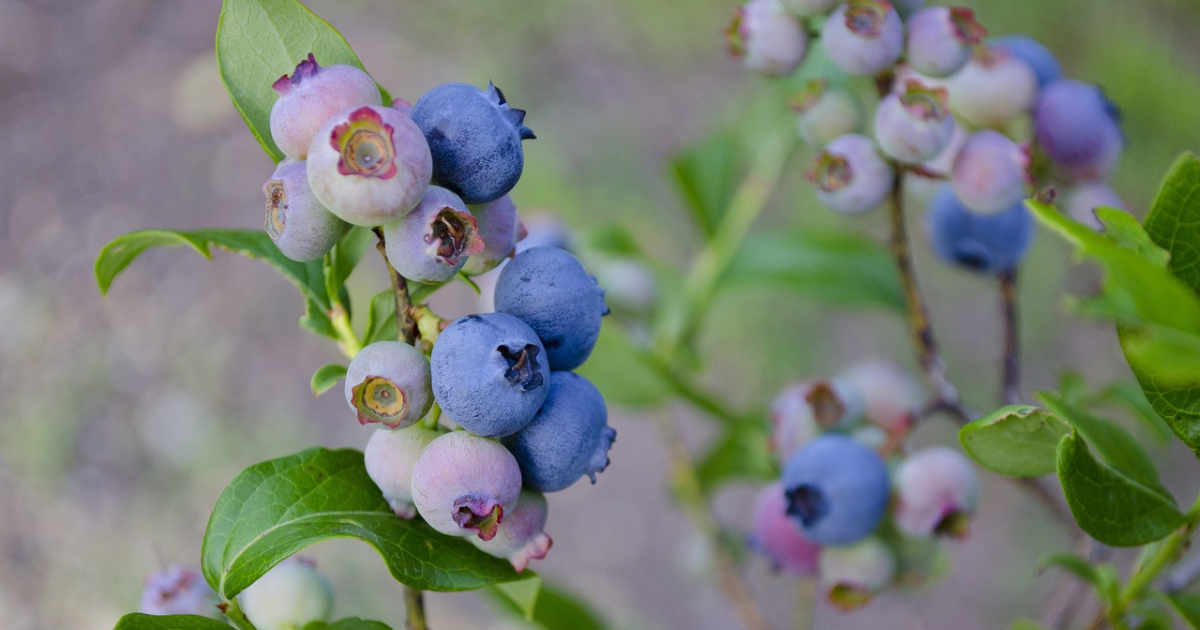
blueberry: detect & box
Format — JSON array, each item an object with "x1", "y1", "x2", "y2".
[
  {"x1": 269, "y1": 54, "x2": 382, "y2": 161},
  {"x1": 791, "y1": 79, "x2": 864, "y2": 147},
  {"x1": 494, "y1": 247, "x2": 608, "y2": 371},
  {"x1": 818, "y1": 537, "x2": 895, "y2": 610},
  {"x1": 239, "y1": 558, "x2": 333, "y2": 630},
  {"x1": 430, "y1": 313, "x2": 549, "y2": 437},
  {"x1": 926, "y1": 184, "x2": 1034, "y2": 274},
  {"x1": 1065, "y1": 180, "x2": 1126, "y2": 230},
  {"x1": 469, "y1": 489, "x2": 553, "y2": 572},
  {"x1": 1035, "y1": 79, "x2": 1123, "y2": 181},
  {"x1": 951, "y1": 130, "x2": 1028, "y2": 214},
  {"x1": 782, "y1": 434, "x2": 890, "y2": 546},
  {"x1": 808, "y1": 133, "x2": 894, "y2": 215},
  {"x1": 945, "y1": 46, "x2": 1038, "y2": 129},
  {"x1": 364, "y1": 426, "x2": 440, "y2": 519},
  {"x1": 462, "y1": 195, "x2": 525, "y2": 276},
  {"x1": 344, "y1": 341, "x2": 434, "y2": 429},
  {"x1": 262, "y1": 160, "x2": 347, "y2": 262},
  {"x1": 837, "y1": 360, "x2": 924, "y2": 432},
  {"x1": 139, "y1": 566, "x2": 219, "y2": 617},
  {"x1": 307, "y1": 105, "x2": 433, "y2": 226},
  {"x1": 725, "y1": 0, "x2": 810, "y2": 77},
  {"x1": 820, "y1": 0, "x2": 904, "y2": 76},
  {"x1": 748, "y1": 481, "x2": 820, "y2": 576},
  {"x1": 410, "y1": 82, "x2": 535, "y2": 204},
  {"x1": 991, "y1": 35, "x2": 1062, "y2": 89},
  {"x1": 904, "y1": 7, "x2": 985, "y2": 78},
  {"x1": 383, "y1": 185, "x2": 484, "y2": 283},
  {"x1": 771, "y1": 379, "x2": 863, "y2": 462},
  {"x1": 502, "y1": 371, "x2": 615, "y2": 492},
  {"x1": 893, "y1": 447, "x2": 980, "y2": 538},
  {"x1": 873, "y1": 80, "x2": 955, "y2": 164},
  {"x1": 410, "y1": 431, "x2": 522, "y2": 540}
]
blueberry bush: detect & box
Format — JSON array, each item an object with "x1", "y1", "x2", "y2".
[{"x1": 94, "y1": 0, "x2": 1200, "y2": 629}]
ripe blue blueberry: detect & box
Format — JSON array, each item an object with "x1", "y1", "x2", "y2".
[
  {"x1": 946, "y1": 46, "x2": 1038, "y2": 129},
  {"x1": 904, "y1": 7, "x2": 985, "y2": 78},
  {"x1": 494, "y1": 246, "x2": 609, "y2": 371},
  {"x1": 502, "y1": 371, "x2": 615, "y2": 492},
  {"x1": 383, "y1": 185, "x2": 484, "y2": 283},
  {"x1": 926, "y1": 185, "x2": 1034, "y2": 274},
  {"x1": 462, "y1": 195, "x2": 525, "y2": 276},
  {"x1": 1034, "y1": 79, "x2": 1123, "y2": 181},
  {"x1": 991, "y1": 35, "x2": 1062, "y2": 89},
  {"x1": 430, "y1": 313, "x2": 548, "y2": 437},
  {"x1": 782, "y1": 434, "x2": 890, "y2": 546},
  {"x1": 725, "y1": 0, "x2": 810, "y2": 77},
  {"x1": 820, "y1": 0, "x2": 903, "y2": 76},
  {"x1": 410, "y1": 82, "x2": 535, "y2": 204},
  {"x1": 808, "y1": 133, "x2": 893, "y2": 215},
  {"x1": 269, "y1": 54, "x2": 382, "y2": 161},
  {"x1": 410, "y1": 430, "x2": 522, "y2": 540},
  {"x1": 344, "y1": 341, "x2": 434, "y2": 429},
  {"x1": 749, "y1": 481, "x2": 820, "y2": 576},
  {"x1": 364, "y1": 426, "x2": 440, "y2": 519},
  {"x1": 873, "y1": 80, "x2": 955, "y2": 164},
  {"x1": 263, "y1": 160, "x2": 347, "y2": 262},
  {"x1": 791, "y1": 79, "x2": 864, "y2": 147},
  {"x1": 469, "y1": 489, "x2": 553, "y2": 572},
  {"x1": 951, "y1": 130, "x2": 1028, "y2": 214}
]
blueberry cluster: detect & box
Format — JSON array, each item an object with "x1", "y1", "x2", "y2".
[
  {"x1": 261, "y1": 54, "x2": 532, "y2": 283},
  {"x1": 749, "y1": 360, "x2": 980, "y2": 609},
  {"x1": 728, "y1": 0, "x2": 1128, "y2": 274}
]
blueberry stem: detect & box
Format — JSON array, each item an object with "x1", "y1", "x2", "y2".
[
  {"x1": 218, "y1": 597, "x2": 259, "y2": 630},
  {"x1": 1109, "y1": 492, "x2": 1200, "y2": 625},
  {"x1": 373, "y1": 227, "x2": 418, "y2": 345},
  {"x1": 999, "y1": 269, "x2": 1021, "y2": 405},
  {"x1": 403, "y1": 582, "x2": 428, "y2": 630}
]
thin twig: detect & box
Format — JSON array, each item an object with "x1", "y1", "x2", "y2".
[
  {"x1": 403, "y1": 584, "x2": 428, "y2": 630},
  {"x1": 1000, "y1": 269, "x2": 1021, "y2": 405}
]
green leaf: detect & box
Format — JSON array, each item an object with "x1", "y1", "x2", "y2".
[
  {"x1": 303, "y1": 619, "x2": 393, "y2": 630},
  {"x1": 113, "y1": 615, "x2": 230, "y2": 630},
  {"x1": 201, "y1": 448, "x2": 522, "y2": 600},
  {"x1": 1167, "y1": 592, "x2": 1200, "y2": 629},
  {"x1": 486, "y1": 580, "x2": 608, "y2": 630},
  {"x1": 1039, "y1": 392, "x2": 1165, "y2": 492},
  {"x1": 1094, "y1": 382, "x2": 1173, "y2": 443},
  {"x1": 1010, "y1": 619, "x2": 1052, "y2": 630},
  {"x1": 489, "y1": 574, "x2": 542, "y2": 622},
  {"x1": 1095, "y1": 207, "x2": 1171, "y2": 266},
  {"x1": 362, "y1": 290, "x2": 398, "y2": 345},
  {"x1": 310, "y1": 364, "x2": 346, "y2": 396},
  {"x1": 1056, "y1": 430, "x2": 1185, "y2": 546},
  {"x1": 574, "y1": 323, "x2": 668, "y2": 407},
  {"x1": 301, "y1": 297, "x2": 338, "y2": 340},
  {"x1": 1038, "y1": 552, "x2": 1100, "y2": 589},
  {"x1": 330, "y1": 227, "x2": 375, "y2": 288},
  {"x1": 722, "y1": 229, "x2": 905, "y2": 311},
  {"x1": 958, "y1": 405, "x2": 1071, "y2": 477},
  {"x1": 1144, "y1": 152, "x2": 1200, "y2": 293},
  {"x1": 695, "y1": 425, "x2": 776, "y2": 494},
  {"x1": 215, "y1": 0, "x2": 388, "y2": 161},
  {"x1": 670, "y1": 130, "x2": 744, "y2": 239},
  {"x1": 1121, "y1": 323, "x2": 1200, "y2": 383}
]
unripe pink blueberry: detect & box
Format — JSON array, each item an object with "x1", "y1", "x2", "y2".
[
  {"x1": 904, "y1": 7, "x2": 985, "y2": 78},
  {"x1": 874, "y1": 80, "x2": 954, "y2": 164},
  {"x1": 269, "y1": 54, "x2": 382, "y2": 161},
  {"x1": 307, "y1": 105, "x2": 433, "y2": 226},
  {"x1": 462, "y1": 195, "x2": 524, "y2": 276},
  {"x1": 344, "y1": 341, "x2": 434, "y2": 429},
  {"x1": 946, "y1": 46, "x2": 1038, "y2": 128},
  {"x1": 808, "y1": 133, "x2": 894, "y2": 215},
  {"x1": 749, "y1": 481, "x2": 821, "y2": 576},
  {"x1": 139, "y1": 565, "x2": 220, "y2": 617},
  {"x1": 893, "y1": 446, "x2": 980, "y2": 538},
  {"x1": 951, "y1": 130, "x2": 1029, "y2": 214},
  {"x1": 838, "y1": 359, "x2": 923, "y2": 432},
  {"x1": 383, "y1": 185, "x2": 484, "y2": 283},
  {"x1": 779, "y1": 0, "x2": 837, "y2": 16},
  {"x1": 410, "y1": 431, "x2": 522, "y2": 541},
  {"x1": 726, "y1": 0, "x2": 810, "y2": 77},
  {"x1": 262, "y1": 160, "x2": 347, "y2": 263},
  {"x1": 818, "y1": 537, "x2": 895, "y2": 610},
  {"x1": 771, "y1": 378, "x2": 863, "y2": 462},
  {"x1": 469, "y1": 489, "x2": 553, "y2": 572},
  {"x1": 791, "y1": 80, "x2": 864, "y2": 147},
  {"x1": 1034, "y1": 79, "x2": 1123, "y2": 182},
  {"x1": 239, "y1": 558, "x2": 334, "y2": 630},
  {"x1": 1065, "y1": 181, "x2": 1126, "y2": 230},
  {"x1": 820, "y1": 0, "x2": 904, "y2": 76},
  {"x1": 364, "y1": 426, "x2": 440, "y2": 518}
]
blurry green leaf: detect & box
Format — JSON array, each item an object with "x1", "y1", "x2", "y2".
[
  {"x1": 1144, "y1": 153, "x2": 1200, "y2": 293},
  {"x1": 362, "y1": 290, "x2": 398, "y2": 345},
  {"x1": 1094, "y1": 382, "x2": 1173, "y2": 443},
  {"x1": 201, "y1": 448, "x2": 523, "y2": 600},
  {"x1": 723, "y1": 229, "x2": 905, "y2": 311},
  {"x1": 1095, "y1": 207, "x2": 1171, "y2": 266},
  {"x1": 582, "y1": 224, "x2": 643, "y2": 257},
  {"x1": 670, "y1": 130, "x2": 744, "y2": 239},
  {"x1": 575, "y1": 323, "x2": 668, "y2": 407},
  {"x1": 113, "y1": 615, "x2": 229, "y2": 630},
  {"x1": 489, "y1": 574, "x2": 542, "y2": 622},
  {"x1": 959, "y1": 405, "x2": 1070, "y2": 477},
  {"x1": 216, "y1": 0, "x2": 389, "y2": 161},
  {"x1": 330, "y1": 228, "x2": 374, "y2": 288},
  {"x1": 1058, "y1": 371, "x2": 1090, "y2": 405},
  {"x1": 1040, "y1": 392, "x2": 1165, "y2": 492},
  {"x1": 301, "y1": 297, "x2": 338, "y2": 340},
  {"x1": 1167, "y1": 592, "x2": 1200, "y2": 629},
  {"x1": 303, "y1": 620, "x2": 393, "y2": 630},
  {"x1": 1010, "y1": 620, "x2": 1051, "y2": 630},
  {"x1": 1122, "y1": 324, "x2": 1200, "y2": 383},
  {"x1": 695, "y1": 425, "x2": 776, "y2": 494},
  {"x1": 1039, "y1": 552, "x2": 1099, "y2": 589},
  {"x1": 1056, "y1": 430, "x2": 1185, "y2": 546},
  {"x1": 487, "y1": 580, "x2": 608, "y2": 630},
  {"x1": 310, "y1": 363, "x2": 346, "y2": 396}
]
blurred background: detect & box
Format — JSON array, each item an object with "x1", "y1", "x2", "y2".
[{"x1": 2, "y1": 0, "x2": 1200, "y2": 628}]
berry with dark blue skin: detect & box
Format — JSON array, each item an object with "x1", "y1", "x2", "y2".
[
  {"x1": 502, "y1": 371, "x2": 615, "y2": 492},
  {"x1": 926, "y1": 185, "x2": 1035, "y2": 274},
  {"x1": 1035, "y1": 79, "x2": 1123, "y2": 181},
  {"x1": 430, "y1": 312, "x2": 548, "y2": 437},
  {"x1": 410, "y1": 82, "x2": 535, "y2": 204},
  {"x1": 782, "y1": 434, "x2": 890, "y2": 546},
  {"x1": 494, "y1": 246, "x2": 609, "y2": 371},
  {"x1": 991, "y1": 35, "x2": 1062, "y2": 89},
  {"x1": 383, "y1": 185, "x2": 484, "y2": 283}
]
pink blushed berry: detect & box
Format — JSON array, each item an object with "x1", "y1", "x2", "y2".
[
  {"x1": 749, "y1": 481, "x2": 821, "y2": 576},
  {"x1": 410, "y1": 431, "x2": 522, "y2": 541},
  {"x1": 874, "y1": 80, "x2": 955, "y2": 164},
  {"x1": 821, "y1": 0, "x2": 904, "y2": 76},
  {"x1": 904, "y1": 7, "x2": 985, "y2": 78},
  {"x1": 808, "y1": 133, "x2": 894, "y2": 215},
  {"x1": 893, "y1": 447, "x2": 980, "y2": 538},
  {"x1": 269, "y1": 54, "x2": 382, "y2": 161},
  {"x1": 726, "y1": 0, "x2": 810, "y2": 77},
  {"x1": 946, "y1": 46, "x2": 1038, "y2": 129},
  {"x1": 469, "y1": 489, "x2": 553, "y2": 572},
  {"x1": 951, "y1": 130, "x2": 1029, "y2": 215}
]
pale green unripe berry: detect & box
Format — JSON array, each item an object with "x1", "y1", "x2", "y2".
[{"x1": 239, "y1": 558, "x2": 333, "y2": 630}]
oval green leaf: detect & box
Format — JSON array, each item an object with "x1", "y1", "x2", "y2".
[
  {"x1": 201, "y1": 448, "x2": 523, "y2": 600},
  {"x1": 113, "y1": 615, "x2": 231, "y2": 630},
  {"x1": 1167, "y1": 592, "x2": 1200, "y2": 629},
  {"x1": 303, "y1": 619, "x2": 394, "y2": 630},
  {"x1": 958, "y1": 405, "x2": 1070, "y2": 477},
  {"x1": 310, "y1": 363, "x2": 346, "y2": 396},
  {"x1": 1056, "y1": 431, "x2": 1185, "y2": 546},
  {"x1": 1039, "y1": 392, "x2": 1165, "y2": 493}
]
